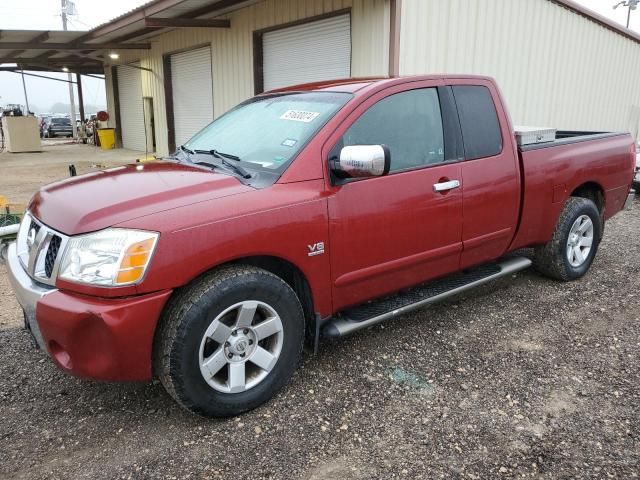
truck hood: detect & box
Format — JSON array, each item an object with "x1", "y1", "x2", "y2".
[{"x1": 29, "y1": 161, "x2": 253, "y2": 235}]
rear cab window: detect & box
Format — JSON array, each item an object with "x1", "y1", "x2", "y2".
[{"x1": 452, "y1": 85, "x2": 503, "y2": 159}]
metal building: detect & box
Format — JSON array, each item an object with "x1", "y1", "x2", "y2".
[
  {"x1": 4, "y1": 0, "x2": 637, "y2": 155},
  {"x1": 102, "y1": 0, "x2": 391, "y2": 154},
  {"x1": 399, "y1": 0, "x2": 640, "y2": 139}
]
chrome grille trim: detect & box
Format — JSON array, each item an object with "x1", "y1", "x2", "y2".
[{"x1": 16, "y1": 212, "x2": 69, "y2": 287}]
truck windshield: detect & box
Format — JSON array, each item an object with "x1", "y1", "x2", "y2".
[{"x1": 184, "y1": 91, "x2": 352, "y2": 172}]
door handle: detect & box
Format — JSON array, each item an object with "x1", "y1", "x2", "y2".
[{"x1": 433, "y1": 179, "x2": 461, "y2": 193}]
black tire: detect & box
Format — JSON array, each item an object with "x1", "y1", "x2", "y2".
[
  {"x1": 533, "y1": 197, "x2": 602, "y2": 281},
  {"x1": 154, "y1": 265, "x2": 305, "y2": 417}
]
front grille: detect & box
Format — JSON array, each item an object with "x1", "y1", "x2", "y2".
[
  {"x1": 16, "y1": 212, "x2": 68, "y2": 286},
  {"x1": 45, "y1": 235, "x2": 62, "y2": 277},
  {"x1": 30, "y1": 220, "x2": 41, "y2": 237}
]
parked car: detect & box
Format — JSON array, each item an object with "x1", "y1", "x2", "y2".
[
  {"x1": 6, "y1": 75, "x2": 636, "y2": 417},
  {"x1": 43, "y1": 117, "x2": 73, "y2": 138}
]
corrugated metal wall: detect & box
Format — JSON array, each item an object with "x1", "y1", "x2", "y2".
[
  {"x1": 106, "y1": 0, "x2": 389, "y2": 154},
  {"x1": 399, "y1": 0, "x2": 640, "y2": 138}
]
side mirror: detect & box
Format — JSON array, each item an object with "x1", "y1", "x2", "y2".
[{"x1": 332, "y1": 145, "x2": 391, "y2": 178}]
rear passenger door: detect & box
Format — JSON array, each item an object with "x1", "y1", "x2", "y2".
[
  {"x1": 452, "y1": 81, "x2": 521, "y2": 268},
  {"x1": 326, "y1": 83, "x2": 465, "y2": 311}
]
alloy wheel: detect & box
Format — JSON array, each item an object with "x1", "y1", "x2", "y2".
[
  {"x1": 198, "y1": 301, "x2": 284, "y2": 393},
  {"x1": 566, "y1": 214, "x2": 594, "y2": 267}
]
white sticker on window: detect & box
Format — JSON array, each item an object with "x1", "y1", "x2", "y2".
[{"x1": 280, "y1": 110, "x2": 320, "y2": 123}]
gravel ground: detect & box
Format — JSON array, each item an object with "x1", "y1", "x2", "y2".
[
  {"x1": 0, "y1": 150, "x2": 638, "y2": 478},
  {"x1": 0, "y1": 142, "x2": 143, "y2": 204}
]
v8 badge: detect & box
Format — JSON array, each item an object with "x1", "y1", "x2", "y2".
[{"x1": 307, "y1": 242, "x2": 325, "y2": 257}]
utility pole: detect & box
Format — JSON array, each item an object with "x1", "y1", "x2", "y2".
[
  {"x1": 613, "y1": 0, "x2": 640, "y2": 28},
  {"x1": 20, "y1": 70, "x2": 30, "y2": 114},
  {"x1": 61, "y1": 0, "x2": 77, "y2": 138}
]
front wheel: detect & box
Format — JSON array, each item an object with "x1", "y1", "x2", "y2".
[
  {"x1": 154, "y1": 265, "x2": 304, "y2": 417},
  {"x1": 533, "y1": 197, "x2": 602, "y2": 281}
]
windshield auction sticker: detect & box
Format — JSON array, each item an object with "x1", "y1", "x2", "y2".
[{"x1": 280, "y1": 110, "x2": 320, "y2": 123}]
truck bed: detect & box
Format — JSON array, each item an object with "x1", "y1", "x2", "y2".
[
  {"x1": 510, "y1": 131, "x2": 634, "y2": 251},
  {"x1": 518, "y1": 131, "x2": 624, "y2": 152}
]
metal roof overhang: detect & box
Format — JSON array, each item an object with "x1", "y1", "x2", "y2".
[
  {"x1": 1, "y1": 0, "x2": 638, "y2": 75},
  {"x1": 0, "y1": 0, "x2": 254, "y2": 74}
]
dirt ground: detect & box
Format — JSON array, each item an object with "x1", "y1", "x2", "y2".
[{"x1": 0, "y1": 144, "x2": 639, "y2": 479}]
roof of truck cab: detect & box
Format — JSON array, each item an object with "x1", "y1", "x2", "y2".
[{"x1": 262, "y1": 74, "x2": 497, "y2": 95}]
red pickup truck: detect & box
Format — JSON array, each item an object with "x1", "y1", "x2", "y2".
[{"x1": 7, "y1": 75, "x2": 636, "y2": 417}]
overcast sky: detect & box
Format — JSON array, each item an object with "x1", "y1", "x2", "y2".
[
  {"x1": 1, "y1": 0, "x2": 639, "y2": 113},
  {"x1": 0, "y1": 0, "x2": 149, "y2": 113}
]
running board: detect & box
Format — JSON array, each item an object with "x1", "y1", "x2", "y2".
[{"x1": 323, "y1": 256, "x2": 532, "y2": 338}]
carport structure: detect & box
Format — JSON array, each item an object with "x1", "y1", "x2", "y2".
[
  {"x1": 0, "y1": 0, "x2": 239, "y2": 74},
  {"x1": 0, "y1": 0, "x2": 245, "y2": 145},
  {"x1": 0, "y1": 30, "x2": 111, "y2": 121}
]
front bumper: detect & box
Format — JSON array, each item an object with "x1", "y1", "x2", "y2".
[
  {"x1": 6, "y1": 243, "x2": 172, "y2": 381},
  {"x1": 48, "y1": 129, "x2": 73, "y2": 136},
  {"x1": 6, "y1": 243, "x2": 52, "y2": 349}
]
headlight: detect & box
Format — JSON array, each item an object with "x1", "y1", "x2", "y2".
[{"x1": 59, "y1": 229, "x2": 158, "y2": 286}]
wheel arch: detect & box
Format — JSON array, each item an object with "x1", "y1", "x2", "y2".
[
  {"x1": 570, "y1": 181, "x2": 605, "y2": 213},
  {"x1": 233, "y1": 256, "x2": 316, "y2": 331},
  {"x1": 173, "y1": 255, "x2": 318, "y2": 344}
]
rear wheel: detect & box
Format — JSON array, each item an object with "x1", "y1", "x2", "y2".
[
  {"x1": 533, "y1": 197, "x2": 602, "y2": 281},
  {"x1": 154, "y1": 265, "x2": 304, "y2": 417}
]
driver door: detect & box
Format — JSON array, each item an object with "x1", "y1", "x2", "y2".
[{"x1": 325, "y1": 83, "x2": 464, "y2": 311}]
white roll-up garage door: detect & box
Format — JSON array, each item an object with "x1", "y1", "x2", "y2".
[
  {"x1": 171, "y1": 47, "x2": 214, "y2": 147},
  {"x1": 117, "y1": 64, "x2": 146, "y2": 151},
  {"x1": 262, "y1": 14, "x2": 351, "y2": 91}
]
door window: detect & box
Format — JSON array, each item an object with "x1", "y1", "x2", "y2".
[
  {"x1": 340, "y1": 88, "x2": 445, "y2": 172},
  {"x1": 452, "y1": 85, "x2": 503, "y2": 159}
]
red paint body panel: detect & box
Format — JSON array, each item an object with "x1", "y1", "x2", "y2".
[
  {"x1": 36, "y1": 289, "x2": 171, "y2": 381},
  {"x1": 30, "y1": 162, "x2": 252, "y2": 235},
  {"x1": 327, "y1": 165, "x2": 463, "y2": 309},
  {"x1": 116, "y1": 180, "x2": 334, "y2": 316},
  {"x1": 456, "y1": 78, "x2": 521, "y2": 269},
  {"x1": 509, "y1": 133, "x2": 635, "y2": 250},
  {"x1": 23, "y1": 75, "x2": 635, "y2": 382}
]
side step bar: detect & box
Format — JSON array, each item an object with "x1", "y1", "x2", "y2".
[{"x1": 323, "y1": 256, "x2": 532, "y2": 338}]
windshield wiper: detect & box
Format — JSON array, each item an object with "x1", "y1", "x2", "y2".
[
  {"x1": 193, "y1": 149, "x2": 251, "y2": 178},
  {"x1": 180, "y1": 145, "x2": 195, "y2": 155},
  {"x1": 211, "y1": 149, "x2": 241, "y2": 162}
]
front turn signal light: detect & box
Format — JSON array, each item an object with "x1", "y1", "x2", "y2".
[{"x1": 116, "y1": 238, "x2": 156, "y2": 285}]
